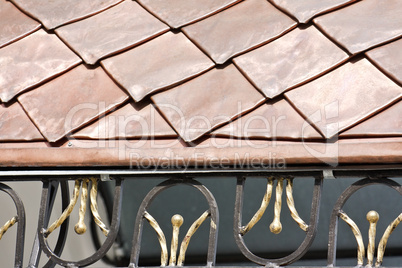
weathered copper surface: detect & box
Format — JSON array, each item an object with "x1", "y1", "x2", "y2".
[
  {"x1": 73, "y1": 102, "x2": 177, "y2": 139},
  {"x1": 182, "y1": 0, "x2": 297, "y2": 64},
  {"x1": 234, "y1": 26, "x2": 348, "y2": 98},
  {"x1": 0, "y1": 102, "x2": 43, "y2": 141},
  {"x1": 55, "y1": 1, "x2": 169, "y2": 65},
  {"x1": 137, "y1": 0, "x2": 241, "y2": 29},
  {"x1": 0, "y1": 0, "x2": 40, "y2": 48},
  {"x1": 151, "y1": 64, "x2": 265, "y2": 142},
  {"x1": 0, "y1": 0, "x2": 400, "y2": 167},
  {"x1": 212, "y1": 99, "x2": 322, "y2": 140},
  {"x1": 11, "y1": 0, "x2": 123, "y2": 30},
  {"x1": 101, "y1": 32, "x2": 214, "y2": 102},
  {"x1": 366, "y1": 38, "x2": 402, "y2": 85},
  {"x1": 270, "y1": 0, "x2": 357, "y2": 24},
  {"x1": 313, "y1": 0, "x2": 402, "y2": 54},
  {"x1": 0, "y1": 30, "x2": 81, "y2": 103},
  {"x1": 18, "y1": 65, "x2": 128, "y2": 142},
  {"x1": 341, "y1": 101, "x2": 402, "y2": 138},
  {"x1": 285, "y1": 59, "x2": 402, "y2": 139}
]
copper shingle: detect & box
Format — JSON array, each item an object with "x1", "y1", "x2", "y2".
[
  {"x1": 182, "y1": 0, "x2": 297, "y2": 64},
  {"x1": 0, "y1": 0, "x2": 400, "y2": 167},
  {"x1": 0, "y1": 102, "x2": 43, "y2": 141},
  {"x1": 285, "y1": 59, "x2": 402, "y2": 139},
  {"x1": 0, "y1": 30, "x2": 81, "y2": 103},
  {"x1": 313, "y1": 0, "x2": 402, "y2": 54},
  {"x1": 341, "y1": 100, "x2": 402, "y2": 138},
  {"x1": 137, "y1": 0, "x2": 241, "y2": 29},
  {"x1": 212, "y1": 99, "x2": 322, "y2": 140},
  {"x1": 151, "y1": 64, "x2": 265, "y2": 142},
  {"x1": 55, "y1": 0, "x2": 169, "y2": 65},
  {"x1": 11, "y1": 0, "x2": 124, "y2": 30},
  {"x1": 101, "y1": 32, "x2": 214, "y2": 102},
  {"x1": 234, "y1": 26, "x2": 348, "y2": 99},
  {"x1": 73, "y1": 102, "x2": 177, "y2": 139},
  {"x1": 270, "y1": 0, "x2": 357, "y2": 24},
  {"x1": 366, "y1": 38, "x2": 402, "y2": 85},
  {"x1": 0, "y1": 0, "x2": 40, "y2": 48},
  {"x1": 18, "y1": 65, "x2": 128, "y2": 142}
]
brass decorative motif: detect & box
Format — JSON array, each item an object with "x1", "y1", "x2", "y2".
[
  {"x1": 286, "y1": 178, "x2": 308, "y2": 232},
  {"x1": 241, "y1": 177, "x2": 308, "y2": 235},
  {"x1": 45, "y1": 180, "x2": 81, "y2": 236},
  {"x1": 376, "y1": 212, "x2": 402, "y2": 267},
  {"x1": 366, "y1": 211, "x2": 379, "y2": 266},
  {"x1": 338, "y1": 210, "x2": 365, "y2": 266},
  {"x1": 339, "y1": 210, "x2": 402, "y2": 267},
  {"x1": 177, "y1": 210, "x2": 210, "y2": 266},
  {"x1": 44, "y1": 178, "x2": 109, "y2": 237},
  {"x1": 170, "y1": 214, "x2": 184, "y2": 266},
  {"x1": 0, "y1": 216, "x2": 17, "y2": 240},
  {"x1": 143, "y1": 211, "x2": 210, "y2": 266},
  {"x1": 241, "y1": 178, "x2": 273, "y2": 235},
  {"x1": 144, "y1": 211, "x2": 169, "y2": 266},
  {"x1": 270, "y1": 178, "x2": 284, "y2": 234}
]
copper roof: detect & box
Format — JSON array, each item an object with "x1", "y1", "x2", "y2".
[{"x1": 0, "y1": 0, "x2": 401, "y2": 167}]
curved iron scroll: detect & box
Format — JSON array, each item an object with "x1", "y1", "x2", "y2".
[
  {"x1": 129, "y1": 178, "x2": 219, "y2": 268},
  {"x1": 327, "y1": 177, "x2": 402, "y2": 267},
  {"x1": 234, "y1": 176, "x2": 323, "y2": 266},
  {"x1": 37, "y1": 178, "x2": 123, "y2": 267},
  {"x1": 0, "y1": 183, "x2": 26, "y2": 268}
]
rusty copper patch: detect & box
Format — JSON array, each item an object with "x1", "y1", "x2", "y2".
[
  {"x1": 314, "y1": 0, "x2": 402, "y2": 54},
  {"x1": 73, "y1": 102, "x2": 177, "y2": 139},
  {"x1": 0, "y1": 30, "x2": 81, "y2": 103},
  {"x1": 18, "y1": 65, "x2": 129, "y2": 142},
  {"x1": 11, "y1": 0, "x2": 124, "y2": 30},
  {"x1": 182, "y1": 0, "x2": 296, "y2": 64},
  {"x1": 285, "y1": 59, "x2": 402, "y2": 139},
  {"x1": 234, "y1": 26, "x2": 349, "y2": 99},
  {"x1": 101, "y1": 32, "x2": 214, "y2": 102},
  {"x1": 212, "y1": 99, "x2": 322, "y2": 140},
  {"x1": 366, "y1": 38, "x2": 402, "y2": 85},
  {"x1": 0, "y1": 102, "x2": 43, "y2": 141},
  {"x1": 55, "y1": 1, "x2": 169, "y2": 65},
  {"x1": 138, "y1": 0, "x2": 241, "y2": 29},
  {"x1": 270, "y1": 0, "x2": 358, "y2": 24},
  {"x1": 0, "y1": 0, "x2": 40, "y2": 48},
  {"x1": 341, "y1": 100, "x2": 402, "y2": 138},
  {"x1": 151, "y1": 64, "x2": 265, "y2": 142}
]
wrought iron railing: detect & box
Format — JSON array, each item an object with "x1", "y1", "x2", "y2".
[{"x1": 0, "y1": 165, "x2": 401, "y2": 268}]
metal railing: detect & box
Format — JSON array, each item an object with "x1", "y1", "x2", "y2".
[{"x1": 0, "y1": 165, "x2": 401, "y2": 268}]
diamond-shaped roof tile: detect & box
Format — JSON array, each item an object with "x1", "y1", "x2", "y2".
[
  {"x1": 11, "y1": 0, "x2": 124, "y2": 30},
  {"x1": 18, "y1": 65, "x2": 129, "y2": 142},
  {"x1": 234, "y1": 26, "x2": 349, "y2": 99},
  {"x1": 55, "y1": 1, "x2": 169, "y2": 65},
  {"x1": 0, "y1": 30, "x2": 81, "y2": 103},
  {"x1": 212, "y1": 99, "x2": 322, "y2": 140},
  {"x1": 0, "y1": 0, "x2": 41, "y2": 48},
  {"x1": 313, "y1": 0, "x2": 402, "y2": 55},
  {"x1": 73, "y1": 102, "x2": 177, "y2": 139},
  {"x1": 182, "y1": 0, "x2": 296, "y2": 64},
  {"x1": 137, "y1": 0, "x2": 241, "y2": 29},
  {"x1": 366, "y1": 38, "x2": 402, "y2": 85},
  {"x1": 101, "y1": 32, "x2": 214, "y2": 102},
  {"x1": 285, "y1": 58, "x2": 402, "y2": 139},
  {"x1": 270, "y1": 0, "x2": 357, "y2": 24},
  {"x1": 151, "y1": 64, "x2": 265, "y2": 142},
  {"x1": 0, "y1": 102, "x2": 44, "y2": 141},
  {"x1": 341, "y1": 100, "x2": 402, "y2": 138}
]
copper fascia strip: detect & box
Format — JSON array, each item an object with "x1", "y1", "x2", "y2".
[{"x1": 0, "y1": 138, "x2": 400, "y2": 167}]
